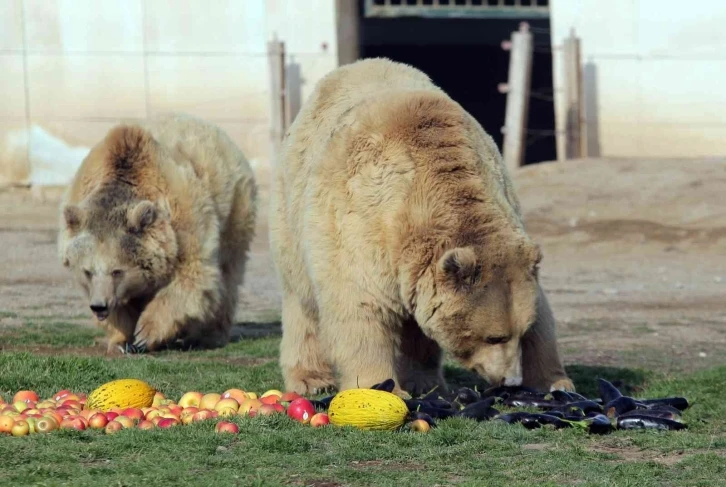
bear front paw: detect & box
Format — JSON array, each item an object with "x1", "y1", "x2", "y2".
[
  {"x1": 284, "y1": 367, "x2": 337, "y2": 396},
  {"x1": 550, "y1": 378, "x2": 576, "y2": 392}
]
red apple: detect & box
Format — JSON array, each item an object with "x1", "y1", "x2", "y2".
[
  {"x1": 215, "y1": 421, "x2": 239, "y2": 434},
  {"x1": 214, "y1": 398, "x2": 239, "y2": 413},
  {"x1": 60, "y1": 417, "x2": 87, "y2": 431},
  {"x1": 280, "y1": 392, "x2": 303, "y2": 404},
  {"x1": 0, "y1": 415, "x2": 14, "y2": 433},
  {"x1": 121, "y1": 408, "x2": 144, "y2": 422},
  {"x1": 44, "y1": 411, "x2": 63, "y2": 425},
  {"x1": 238, "y1": 398, "x2": 263, "y2": 416},
  {"x1": 105, "y1": 421, "x2": 123, "y2": 434},
  {"x1": 152, "y1": 392, "x2": 166, "y2": 407},
  {"x1": 13, "y1": 390, "x2": 39, "y2": 404},
  {"x1": 36, "y1": 400, "x2": 56, "y2": 409},
  {"x1": 286, "y1": 398, "x2": 316, "y2": 424},
  {"x1": 221, "y1": 389, "x2": 248, "y2": 404},
  {"x1": 53, "y1": 389, "x2": 72, "y2": 402},
  {"x1": 11, "y1": 419, "x2": 30, "y2": 437},
  {"x1": 105, "y1": 411, "x2": 119, "y2": 421},
  {"x1": 178, "y1": 391, "x2": 204, "y2": 408},
  {"x1": 199, "y1": 393, "x2": 221, "y2": 410},
  {"x1": 25, "y1": 417, "x2": 38, "y2": 434},
  {"x1": 257, "y1": 404, "x2": 282, "y2": 416},
  {"x1": 310, "y1": 413, "x2": 330, "y2": 427},
  {"x1": 12, "y1": 401, "x2": 28, "y2": 413},
  {"x1": 260, "y1": 395, "x2": 281, "y2": 406},
  {"x1": 60, "y1": 400, "x2": 83, "y2": 411},
  {"x1": 88, "y1": 413, "x2": 109, "y2": 430},
  {"x1": 114, "y1": 416, "x2": 134, "y2": 429},
  {"x1": 192, "y1": 409, "x2": 214, "y2": 423},
  {"x1": 181, "y1": 406, "x2": 199, "y2": 416},
  {"x1": 137, "y1": 420, "x2": 155, "y2": 430},
  {"x1": 35, "y1": 417, "x2": 58, "y2": 433},
  {"x1": 157, "y1": 418, "x2": 179, "y2": 429}
]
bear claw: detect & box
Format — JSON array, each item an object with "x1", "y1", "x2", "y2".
[{"x1": 550, "y1": 378, "x2": 576, "y2": 393}]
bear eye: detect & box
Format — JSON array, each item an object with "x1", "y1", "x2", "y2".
[
  {"x1": 485, "y1": 336, "x2": 509, "y2": 345},
  {"x1": 83, "y1": 269, "x2": 92, "y2": 279},
  {"x1": 111, "y1": 269, "x2": 124, "y2": 279}
]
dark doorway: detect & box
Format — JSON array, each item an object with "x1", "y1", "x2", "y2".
[{"x1": 357, "y1": 5, "x2": 556, "y2": 164}]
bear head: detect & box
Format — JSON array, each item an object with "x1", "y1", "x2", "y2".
[
  {"x1": 416, "y1": 235, "x2": 542, "y2": 387},
  {"x1": 60, "y1": 195, "x2": 178, "y2": 321}
]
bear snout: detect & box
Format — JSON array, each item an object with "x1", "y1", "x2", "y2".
[{"x1": 90, "y1": 303, "x2": 109, "y2": 321}]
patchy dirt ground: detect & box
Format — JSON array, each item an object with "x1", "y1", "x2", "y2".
[{"x1": 1, "y1": 157, "x2": 724, "y2": 373}]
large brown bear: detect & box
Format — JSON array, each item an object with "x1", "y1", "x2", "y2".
[
  {"x1": 270, "y1": 58, "x2": 574, "y2": 396},
  {"x1": 58, "y1": 113, "x2": 257, "y2": 354}
]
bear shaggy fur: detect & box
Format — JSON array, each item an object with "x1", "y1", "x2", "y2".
[
  {"x1": 58, "y1": 113, "x2": 257, "y2": 354},
  {"x1": 270, "y1": 58, "x2": 574, "y2": 396}
]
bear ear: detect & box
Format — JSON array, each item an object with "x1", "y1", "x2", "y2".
[
  {"x1": 438, "y1": 247, "x2": 481, "y2": 289},
  {"x1": 127, "y1": 200, "x2": 157, "y2": 234},
  {"x1": 63, "y1": 205, "x2": 85, "y2": 233},
  {"x1": 526, "y1": 243, "x2": 543, "y2": 273}
]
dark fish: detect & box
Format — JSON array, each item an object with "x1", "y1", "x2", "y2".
[
  {"x1": 415, "y1": 406, "x2": 457, "y2": 420},
  {"x1": 371, "y1": 378, "x2": 396, "y2": 393},
  {"x1": 480, "y1": 385, "x2": 540, "y2": 400},
  {"x1": 616, "y1": 415, "x2": 687, "y2": 431},
  {"x1": 520, "y1": 413, "x2": 572, "y2": 430},
  {"x1": 493, "y1": 412, "x2": 535, "y2": 424},
  {"x1": 586, "y1": 414, "x2": 614, "y2": 435},
  {"x1": 456, "y1": 399, "x2": 499, "y2": 421},
  {"x1": 597, "y1": 378, "x2": 623, "y2": 404},
  {"x1": 503, "y1": 396, "x2": 564, "y2": 410},
  {"x1": 639, "y1": 397, "x2": 690, "y2": 411},
  {"x1": 554, "y1": 400, "x2": 603, "y2": 415},
  {"x1": 618, "y1": 409, "x2": 681, "y2": 421},
  {"x1": 454, "y1": 387, "x2": 481, "y2": 406},
  {"x1": 604, "y1": 396, "x2": 643, "y2": 418},
  {"x1": 547, "y1": 390, "x2": 575, "y2": 403},
  {"x1": 567, "y1": 391, "x2": 589, "y2": 402}
]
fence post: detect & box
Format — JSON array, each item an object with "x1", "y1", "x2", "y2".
[
  {"x1": 563, "y1": 29, "x2": 584, "y2": 159},
  {"x1": 267, "y1": 36, "x2": 286, "y2": 164},
  {"x1": 501, "y1": 22, "x2": 534, "y2": 173}
]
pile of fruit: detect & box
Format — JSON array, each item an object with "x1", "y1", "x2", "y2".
[
  {"x1": 0, "y1": 379, "x2": 330, "y2": 437},
  {"x1": 0, "y1": 377, "x2": 690, "y2": 437}
]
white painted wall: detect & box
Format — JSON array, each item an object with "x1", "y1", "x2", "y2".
[
  {"x1": 0, "y1": 0, "x2": 339, "y2": 187},
  {"x1": 551, "y1": 0, "x2": 726, "y2": 158}
]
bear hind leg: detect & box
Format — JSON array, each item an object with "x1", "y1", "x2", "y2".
[
  {"x1": 280, "y1": 293, "x2": 336, "y2": 395},
  {"x1": 395, "y1": 317, "x2": 448, "y2": 396}
]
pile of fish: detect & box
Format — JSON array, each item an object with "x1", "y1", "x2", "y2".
[{"x1": 312, "y1": 378, "x2": 689, "y2": 434}]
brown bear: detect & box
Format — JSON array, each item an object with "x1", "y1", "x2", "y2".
[
  {"x1": 270, "y1": 58, "x2": 574, "y2": 396},
  {"x1": 58, "y1": 113, "x2": 257, "y2": 354}
]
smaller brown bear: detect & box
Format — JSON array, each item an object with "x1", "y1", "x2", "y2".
[{"x1": 58, "y1": 113, "x2": 257, "y2": 354}]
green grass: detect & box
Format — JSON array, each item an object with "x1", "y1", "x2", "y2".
[{"x1": 1, "y1": 322, "x2": 725, "y2": 487}]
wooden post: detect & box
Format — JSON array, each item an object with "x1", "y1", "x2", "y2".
[
  {"x1": 267, "y1": 36, "x2": 286, "y2": 164},
  {"x1": 501, "y1": 22, "x2": 533, "y2": 172},
  {"x1": 563, "y1": 29, "x2": 584, "y2": 159}
]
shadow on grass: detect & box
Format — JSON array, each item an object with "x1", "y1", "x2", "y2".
[
  {"x1": 442, "y1": 363, "x2": 651, "y2": 399},
  {"x1": 229, "y1": 321, "x2": 282, "y2": 341}
]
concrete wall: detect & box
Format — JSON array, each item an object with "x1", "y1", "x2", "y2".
[
  {"x1": 0, "y1": 0, "x2": 339, "y2": 187},
  {"x1": 551, "y1": 0, "x2": 726, "y2": 158}
]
